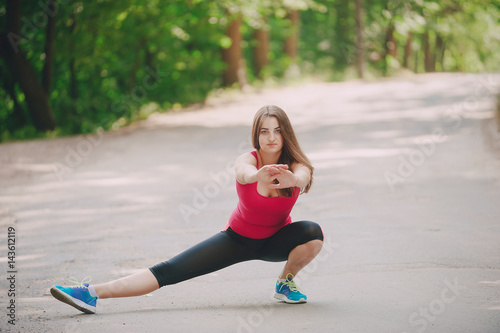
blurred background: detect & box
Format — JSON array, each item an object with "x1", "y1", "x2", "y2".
[{"x1": 1, "y1": 0, "x2": 499, "y2": 142}]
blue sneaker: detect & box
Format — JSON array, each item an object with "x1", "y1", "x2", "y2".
[
  {"x1": 274, "y1": 273, "x2": 307, "y2": 304},
  {"x1": 50, "y1": 279, "x2": 97, "y2": 314}
]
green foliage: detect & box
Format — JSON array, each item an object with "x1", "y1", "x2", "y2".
[
  {"x1": 1, "y1": 0, "x2": 499, "y2": 141},
  {"x1": 300, "y1": 0, "x2": 500, "y2": 78}
]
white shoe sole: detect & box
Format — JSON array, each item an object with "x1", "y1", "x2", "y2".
[
  {"x1": 274, "y1": 292, "x2": 307, "y2": 304},
  {"x1": 50, "y1": 286, "x2": 96, "y2": 314}
]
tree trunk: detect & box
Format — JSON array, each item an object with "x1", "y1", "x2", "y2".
[
  {"x1": 129, "y1": 38, "x2": 147, "y2": 91},
  {"x1": 385, "y1": 24, "x2": 397, "y2": 59},
  {"x1": 42, "y1": 0, "x2": 56, "y2": 95},
  {"x1": 68, "y1": 11, "x2": 78, "y2": 100},
  {"x1": 0, "y1": 0, "x2": 55, "y2": 131},
  {"x1": 253, "y1": 27, "x2": 269, "y2": 79},
  {"x1": 334, "y1": 2, "x2": 353, "y2": 68},
  {"x1": 435, "y1": 34, "x2": 445, "y2": 71},
  {"x1": 354, "y1": 0, "x2": 366, "y2": 78},
  {"x1": 403, "y1": 32, "x2": 413, "y2": 68},
  {"x1": 69, "y1": 58, "x2": 78, "y2": 99},
  {"x1": 423, "y1": 31, "x2": 435, "y2": 72},
  {"x1": 284, "y1": 10, "x2": 300, "y2": 60},
  {"x1": 221, "y1": 13, "x2": 246, "y2": 87}
]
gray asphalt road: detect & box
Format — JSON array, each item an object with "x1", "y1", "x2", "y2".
[{"x1": 1, "y1": 73, "x2": 500, "y2": 333}]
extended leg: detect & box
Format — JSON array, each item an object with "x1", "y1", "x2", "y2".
[
  {"x1": 149, "y1": 229, "x2": 254, "y2": 287},
  {"x1": 93, "y1": 269, "x2": 159, "y2": 299},
  {"x1": 96, "y1": 230, "x2": 253, "y2": 297},
  {"x1": 51, "y1": 230, "x2": 254, "y2": 313}
]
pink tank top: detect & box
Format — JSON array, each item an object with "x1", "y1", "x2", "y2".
[{"x1": 226, "y1": 151, "x2": 299, "y2": 239}]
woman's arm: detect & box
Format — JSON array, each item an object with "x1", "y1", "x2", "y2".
[
  {"x1": 268, "y1": 163, "x2": 311, "y2": 189},
  {"x1": 235, "y1": 152, "x2": 259, "y2": 185},
  {"x1": 291, "y1": 163, "x2": 311, "y2": 189},
  {"x1": 235, "y1": 152, "x2": 288, "y2": 185}
]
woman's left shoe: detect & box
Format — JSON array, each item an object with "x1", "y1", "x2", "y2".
[
  {"x1": 50, "y1": 283, "x2": 97, "y2": 314},
  {"x1": 274, "y1": 273, "x2": 307, "y2": 304}
]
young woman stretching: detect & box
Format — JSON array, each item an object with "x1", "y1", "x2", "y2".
[{"x1": 51, "y1": 105, "x2": 324, "y2": 314}]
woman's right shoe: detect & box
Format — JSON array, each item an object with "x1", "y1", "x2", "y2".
[{"x1": 274, "y1": 273, "x2": 307, "y2": 304}]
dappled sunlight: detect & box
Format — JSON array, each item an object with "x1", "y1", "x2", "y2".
[
  {"x1": 479, "y1": 280, "x2": 500, "y2": 286},
  {"x1": 141, "y1": 73, "x2": 498, "y2": 132},
  {"x1": 112, "y1": 193, "x2": 166, "y2": 205},
  {"x1": 9, "y1": 163, "x2": 55, "y2": 173},
  {"x1": 393, "y1": 135, "x2": 440, "y2": 146},
  {"x1": 312, "y1": 159, "x2": 355, "y2": 170},
  {"x1": 365, "y1": 130, "x2": 405, "y2": 139},
  {"x1": 311, "y1": 148, "x2": 406, "y2": 160},
  {"x1": 0, "y1": 253, "x2": 45, "y2": 263},
  {"x1": 75, "y1": 176, "x2": 155, "y2": 187},
  {"x1": 309, "y1": 148, "x2": 410, "y2": 171}
]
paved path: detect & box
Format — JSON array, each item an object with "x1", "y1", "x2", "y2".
[{"x1": 1, "y1": 73, "x2": 500, "y2": 332}]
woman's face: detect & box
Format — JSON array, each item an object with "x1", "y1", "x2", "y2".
[{"x1": 258, "y1": 116, "x2": 283, "y2": 154}]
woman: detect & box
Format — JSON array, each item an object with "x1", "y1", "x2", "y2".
[{"x1": 51, "y1": 105, "x2": 324, "y2": 314}]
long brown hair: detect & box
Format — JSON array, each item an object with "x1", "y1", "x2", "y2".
[{"x1": 251, "y1": 105, "x2": 314, "y2": 197}]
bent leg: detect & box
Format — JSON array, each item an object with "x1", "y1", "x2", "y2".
[
  {"x1": 259, "y1": 221, "x2": 324, "y2": 278},
  {"x1": 279, "y1": 239, "x2": 323, "y2": 279}
]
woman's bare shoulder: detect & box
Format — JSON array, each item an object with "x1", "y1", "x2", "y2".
[{"x1": 236, "y1": 151, "x2": 257, "y2": 166}]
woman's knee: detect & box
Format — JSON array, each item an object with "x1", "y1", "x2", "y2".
[
  {"x1": 289, "y1": 239, "x2": 323, "y2": 262},
  {"x1": 306, "y1": 239, "x2": 324, "y2": 254},
  {"x1": 300, "y1": 220, "x2": 324, "y2": 242}
]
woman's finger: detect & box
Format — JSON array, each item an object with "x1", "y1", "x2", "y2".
[{"x1": 266, "y1": 167, "x2": 280, "y2": 175}]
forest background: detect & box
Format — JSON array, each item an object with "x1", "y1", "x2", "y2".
[{"x1": 1, "y1": 0, "x2": 499, "y2": 142}]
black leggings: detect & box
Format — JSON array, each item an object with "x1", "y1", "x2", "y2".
[{"x1": 149, "y1": 221, "x2": 323, "y2": 288}]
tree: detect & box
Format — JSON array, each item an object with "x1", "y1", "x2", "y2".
[
  {"x1": 42, "y1": 0, "x2": 56, "y2": 95},
  {"x1": 434, "y1": 33, "x2": 445, "y2": 71},
  {"x1": 354, "y1": 0, "x2": 366, "y2": 78},
  {"x1": 0, "y1": 0, "x2": 56, "y2": 131},
  {"x1": 333, "y1": 1, "x2": 354, "y2": 70},
  {"x1": 385, "y1": 24, "x2": 397, "y2": 59},
  {"x1": 284, "y1": 9, "x2": 300, "y2": 60},
  {"x1": 221, "y1": 12, "x2": 247, "y2": 87},
  {"x1": 67, "y1": 9, "x2": 78, "y2": 100},
  {"x1": 423, "y1": 30, "x2": 435, "y2": 72},
  {"x1": 253, "y1": 25, "x2": 269, "y2": 79},
  {"x1": 403, "y1": 32, "x2": 413, "y2": 69},
  {"x1": 1, "y1": 0, "x2": 499, "y2": 141}
]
